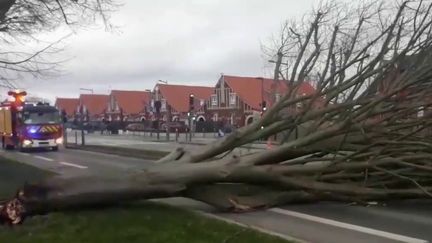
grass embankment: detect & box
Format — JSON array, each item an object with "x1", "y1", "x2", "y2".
[{"x1": 0, "y1": 157, "x2": 291, "y2": 243}]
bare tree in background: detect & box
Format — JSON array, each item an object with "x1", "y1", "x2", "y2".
[
  {"x1": 3, "y1": 0, "x2": 432, "y2": 225},
  {"x1": 0, "y1": 0, "x2": 118, "y2": 88}
]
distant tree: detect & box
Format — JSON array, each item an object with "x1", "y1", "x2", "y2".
[{"x1": 0, "y1": 0, "x2": 118, "y2": 88}]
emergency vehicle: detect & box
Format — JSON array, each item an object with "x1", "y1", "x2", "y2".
[{"x1": 0, "y1": 90, "x2": 63, "y2": 151}]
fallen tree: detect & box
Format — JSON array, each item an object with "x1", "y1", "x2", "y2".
[{"x1": 4, "y1": 0, "x2": 432, "y2": 225}]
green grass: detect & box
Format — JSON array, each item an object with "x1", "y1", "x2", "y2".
[
  {"x1": 0, "y1": 157, "x2": 290, "y2": 243},
  {"x1": 0, "y1": 202, "x2": 289, "y2": 243},
  {"x1": 0, "y1": 157, "x2": 51, "y2": 199}
]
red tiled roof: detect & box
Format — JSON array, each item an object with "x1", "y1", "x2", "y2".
[
  {"x1": 111, "y1": 90, "x2": 151, "y2": 114},
  {"x1": 157, "y1": 84, "x2": 213, "y2": 112},
  {"x1": 222, "y1": 75, "x2": 316, "y2": 110},
  {"x1": 55, "y1": 98, "x2": 79, "y2": 116},
  {"x1": 79, "y1": 94, "x2": 109, "y2": 115}
]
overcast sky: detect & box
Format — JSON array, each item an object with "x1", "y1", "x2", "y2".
[{"x1": 19, "y1": 0, "x2": 318, "y2": 102}]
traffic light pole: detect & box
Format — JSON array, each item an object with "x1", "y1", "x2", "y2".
[
  {"x1": 81, "y1": 113, "x2": 85, "y2": 146},
  {"x1": 61, "y1": 110, "x2": 68, "y2": 147},
  {"x1": 188, "y1": 113, "x2": 192, "y2": 142},
  {"x1": 188, "y1": 94, "x2": 194, "y2": 142}
]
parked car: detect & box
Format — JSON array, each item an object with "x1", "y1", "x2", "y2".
[
  {"x1": 126, "y1": 123, "x2": 146, "y2": 131},
  {"x1": 161, "y1": 122, "x2": 189, "y2": 133},
  {"x1": 64, "y1": 121, "x2": 78, "y2": 129},
  {"x1": 84, "y1": 121, "x2": 107, "y2": 133}
]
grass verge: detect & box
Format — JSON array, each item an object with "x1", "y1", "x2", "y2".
[
  {"x1": 67, "y1": 144, "x2": 169, "y2": 160},
  {"x1": 0, "y1": 202, "x2": 290, "y2": 243},
  {"x1": 0, "y1": 156, "x2": 291, "y2": 243},
  {"x1": 0, "y1": 156, "x2": 51, "y2": 199}
]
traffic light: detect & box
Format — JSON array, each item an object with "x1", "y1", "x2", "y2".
[
  {"x1": 261, "y1": 101, "x2": 267, "y2": 112},
  {"x1": 61, "y1": 109, "x2": 68, "y2": 123},
  {"x1": 189, "y1": 94, "x2": 194, "y2": 111}
]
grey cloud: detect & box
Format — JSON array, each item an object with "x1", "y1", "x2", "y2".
[{"x1": 21, "y1": 0, "x2": 318, "y2": 102}]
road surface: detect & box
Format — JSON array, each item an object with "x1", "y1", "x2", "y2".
[{"x1": 1, "y1": 147, "x2": 431, "y2": 243}]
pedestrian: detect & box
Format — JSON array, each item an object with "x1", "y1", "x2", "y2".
[{"x1": 218, "y1": 128, "x2": 224, "y2": 137}]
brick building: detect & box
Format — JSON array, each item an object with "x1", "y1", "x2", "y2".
[
  {"x1": 151, "y1": 83, "x2": 213, "y2": 123},
  {"x1": 78, "y1": 94, "x2": 110, "y2": 121},
  {"x1": 206, "y1": 74, "x2": 316, "y2": 126},
  {"x1": 106, "y1": 90, "x2": 152, "y2": 122},
  {"x1": 54, "y1": 98, "x2": 79, "y2": 119}
]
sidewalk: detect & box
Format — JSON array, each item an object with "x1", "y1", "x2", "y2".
[{"x1": 66, "y1": 131, "x2": 267, "y2": 154}]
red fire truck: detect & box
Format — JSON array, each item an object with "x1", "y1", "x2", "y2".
[{"x1": 0, "y1": 90, "x2": 63, "y2": 151}]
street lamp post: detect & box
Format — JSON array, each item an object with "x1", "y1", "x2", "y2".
[
  {"x1": 79, "y1": 88, "x2": 93, "y2": 145},
  {"x1": 80, "y1": 105, "x2": 86, "y2": 146},
  {"x1": 79, "y1": 88, "x2": 94, "y2": 94},
  {"x1": 189, "y1": 94, "x2": 194, "y2": 142}
]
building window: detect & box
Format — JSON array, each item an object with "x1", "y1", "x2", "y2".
[
  {"x1": 211, "y1": 95, "x2": 218, "y2": 107},
  {"x1": 161, "y1": 99, "x2": 167, "y2": 112},
  {"x1": 225, "y1": 88, "x2": 230, "y2": 105},
  {"x1": 275, "y1": 93, "x2": 281, "y2": 102},
  {"x1": 229, "y1": 93, "x2": 236, "y2": 106},
  {"x1": 110, "y1": 96, "x2": 115, "y2": 111},
  {"x1": 244, "y1": 104, "x2": 250, "y2": 111},
  {"x1": 150, "y1": 99, "x2": 154, "y2": 112}
]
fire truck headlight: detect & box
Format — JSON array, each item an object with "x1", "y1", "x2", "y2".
[
  {"x1": 23, "y1": 140, "x2": 32, "y2": 146},
  {"x1": 56, "y1": 137, "x2": 63, "y2": 144}
]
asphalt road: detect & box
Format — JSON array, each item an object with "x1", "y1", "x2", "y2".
[{"x1": 2, "y1": 147, "x2": 431, "y2": 243}]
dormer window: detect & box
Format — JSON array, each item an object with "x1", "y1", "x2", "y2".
[
  {"x1": 211, "y1": 95, "x2": 218, "y2": 107},
  {"x1": 161, "y1": 99, "x2": 167, "y2": 112},
  {"x1": 229, "y1": 93, "x2": 236, "y2": 106}
]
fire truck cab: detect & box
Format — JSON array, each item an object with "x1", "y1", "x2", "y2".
[{"x1": 0, "y1": 90, "x2": 63, "y2": 151}]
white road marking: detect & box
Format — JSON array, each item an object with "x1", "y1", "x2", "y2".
[
  {"x1": 33, "y1": 155, "x2": 54, "y2": 162},
  {"x1": 270, "y1": 208, "x2": 428, "y2": 243},
  {"x1": 17, "y1": 152, "x2": 30, "y2": 156},
  {"x1": 59, "y1": 161, "x2": 88, "y2": 169},
  {"x1": 199, "y1": 212, "x2": 307, "y2": 243}
]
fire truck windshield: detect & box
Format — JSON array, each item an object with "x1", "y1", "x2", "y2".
[{"x1": 22, "y1": 111, "x2": 61, "y2": 125}]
